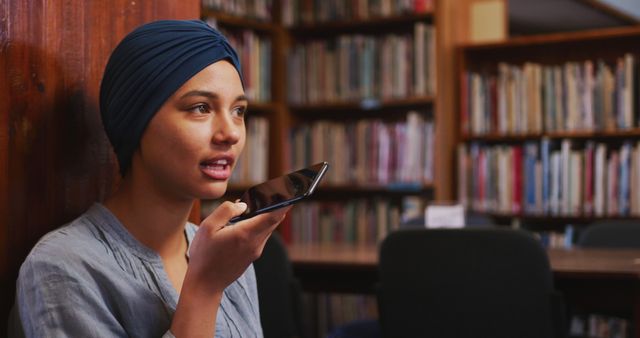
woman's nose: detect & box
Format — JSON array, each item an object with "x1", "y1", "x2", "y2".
[{"x1": 211, "y1": 113, "x2": 241, "y2": 145}]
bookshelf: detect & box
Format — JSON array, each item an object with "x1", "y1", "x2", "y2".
[
  {"x1": 282, "y1": 2, "x2": 457, "y2": 332},
  {"x1": 458, "y1": 25, "x2": 640, "y2": 224},
  {"x1": 201, "y1": 1, "x2": 464, "y2": 336},
  {"x1": 457, "y1": 26, "x2": 640, "y2": 338},
  {"x1": 281, "y1": 0, "x2": 464, "y2": 248}
]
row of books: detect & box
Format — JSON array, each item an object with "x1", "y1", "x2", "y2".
[
  {"x1": 304, "y1": 293, "x2": 378, "y2": 338},
  {"x1": 287, "y1": 112, "x2": 434, "y2": 185},
  {"x1": 206, "y1": 20, "x2": 272, "y2": 102},
  {"x1": 202, "y1": 0, "x2": 273, "y2": 21},
  {"x1": 458, "y1": 139, "x2": 640, "y2": 217},
  {"x1": 229, "y1": 117, "x2": 269, "y2": 185},
  {"x1": 289, "y1": 199, "x2": 402, "y2": 245},
  {"x1": 282, "y1": 0, "x2": 433, "y2": 26},
  {"x1": 461, "y1": 54, "x2": 639, "y2": 135},
  {"x1": 287, "y1": 23, "x2": 436, "y2": 104},
  {"x1": 569, "y1": 314, "x2": 629, "y2": 338}
]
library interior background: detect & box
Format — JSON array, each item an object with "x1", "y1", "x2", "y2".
[{"x1": 4, "y1": 0, "x2": 640, "y2": 337}]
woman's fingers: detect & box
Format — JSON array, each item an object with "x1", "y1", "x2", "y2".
[
  {"x1": 235, "y1": 206, "x2": 292, "y2": 251},
  {"x1": 237, "y1": 205, "x2": 292, "y2": 234},
  {"x1": 201, "y1": 201, "x2": 247, "y2": 230}
]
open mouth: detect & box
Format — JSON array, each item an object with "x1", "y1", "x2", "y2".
[{"x1": 200, "y1": 157, "x2": 233, "y2": 180}]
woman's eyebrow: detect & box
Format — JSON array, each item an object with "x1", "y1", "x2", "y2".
[
  {"x1": 180, "y1": 90, "x2": 218, "y2": 100},
  {"x1": 179, "y1": 91, "x2": 248, "y2": 104}
]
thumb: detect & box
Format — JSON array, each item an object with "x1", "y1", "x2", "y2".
[{"x1": 201, "y1": 201, "x2": 247, "y2": 229}]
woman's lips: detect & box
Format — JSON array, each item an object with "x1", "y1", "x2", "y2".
[{"x1": 200, "y1": 159, "x2": 232, "y2": 180}]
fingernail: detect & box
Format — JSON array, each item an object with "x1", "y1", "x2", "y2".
[{"x1": 237, "y1": 202, "x2": 247, "y2": 211}]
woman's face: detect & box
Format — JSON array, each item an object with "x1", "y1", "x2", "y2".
[{"x1": 134, "y1": 60, "x2": 247, "y2": 200}]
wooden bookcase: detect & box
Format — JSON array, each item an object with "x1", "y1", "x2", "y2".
[
  {"x1": 457, "y1": 27, "x2": 640, "y2": 337},
  {"x1": 457, "y1": 25, "x2": 640, "y2": 228},
  {"x1": 285, "y1": 8, "x2": 436, "y2": 244}
]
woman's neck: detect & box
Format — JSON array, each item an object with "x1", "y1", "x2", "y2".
[{"x1": 103, "y1": 175, "x2": 194, "y2": 260}]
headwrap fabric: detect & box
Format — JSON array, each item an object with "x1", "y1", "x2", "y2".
[{"x1": 100, "y1": 20, "x2": 243, "y2": 176}]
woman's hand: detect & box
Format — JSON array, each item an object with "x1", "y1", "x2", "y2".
[
  {"x1": 186, "y1": 201, "x2": 290, "y2": 295},
  {"x1": 171, "y1": 201, "x2": 290, "y2": 338}
]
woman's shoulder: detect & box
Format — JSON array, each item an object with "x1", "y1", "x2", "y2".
[{"x1": 21, "y1": 206, "x2": 109, "y2": 274}]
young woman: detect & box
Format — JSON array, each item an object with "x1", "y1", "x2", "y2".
[{"x1": 9, "y1": 20, "x2": 286, "y2": 337}]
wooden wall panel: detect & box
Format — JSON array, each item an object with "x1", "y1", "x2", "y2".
[{"x1": 0, "y1": 0, "x2": 200, "y2": 332}]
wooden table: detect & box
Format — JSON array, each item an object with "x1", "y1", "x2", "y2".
[
  {"x1": 288, "y1": 243, "x2": 640, "y2": 337},
  {"x1": 548, "y1": 248, "x2": 640, "y2": 278},
  {"x1": 548, "y1": 248, "x2": 640, "y2": 338},
  {"x1": 287, "y1": 243, "x2": 379, "y2": 293}
]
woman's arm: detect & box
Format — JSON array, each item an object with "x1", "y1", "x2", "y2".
[{"x1": 170, "y1": 201, "x2": 289, "y2": 338}]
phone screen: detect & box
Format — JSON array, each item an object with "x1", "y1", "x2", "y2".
[{"x1": 229, "y1": 162, "x2": 329, "y2": 223}]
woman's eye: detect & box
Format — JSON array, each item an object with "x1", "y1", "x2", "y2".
[
  {"x1": 190, "y1": 104, "x2": 210, "y2": 115},
  {"x1": 232, "y1": 106, "x2": 247, "y2": 118}
]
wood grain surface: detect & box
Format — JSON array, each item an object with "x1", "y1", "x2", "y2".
[{"x1": 0, "y1": 0, "x2": 200, "y2": 331}]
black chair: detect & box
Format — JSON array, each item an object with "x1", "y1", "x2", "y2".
[
  {"x1": 377, "y1": 228, "x2": 566, "y2": 338},
  {"x1": 578, "y1": 220, "x2": 640, "y2": 249},
  {"x1": 253, "y1": 232, "x2": 305, "y2": 338}
]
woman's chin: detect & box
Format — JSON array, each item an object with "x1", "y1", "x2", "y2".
[{"x1": 197, "y1": 182, "x2": 229, "y2": 200}]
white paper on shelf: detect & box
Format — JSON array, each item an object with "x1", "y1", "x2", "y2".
[{"x1": 424, "y1": 204, "x2": 465, "y2": 229}]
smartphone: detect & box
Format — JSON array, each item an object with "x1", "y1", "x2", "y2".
[{"x1": 229, "y1": 162, "x2": 329, "y2": 223}]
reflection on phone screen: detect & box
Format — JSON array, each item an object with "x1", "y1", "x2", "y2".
[{"x1": 241, "y1": 165, "x2": 322, "y2": 215}]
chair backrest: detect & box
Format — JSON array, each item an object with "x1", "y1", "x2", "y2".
[
  {"x1": 253, "y1": 232, "x2": 305, "y2": 338},
  {"x1": 377, "y1": 228, "x2": 562, "y2": 338},
  {"x1": 578, "y1": 220, "x2": 640, "y2": 249}
]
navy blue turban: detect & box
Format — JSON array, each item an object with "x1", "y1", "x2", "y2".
[{"x1": 100, "y1": 20, "x2": 243, "y2": 176}]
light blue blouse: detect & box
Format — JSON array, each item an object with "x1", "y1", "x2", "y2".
[{"x1": 9, "y1": 203, "x2": 263, "y2": 338}]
